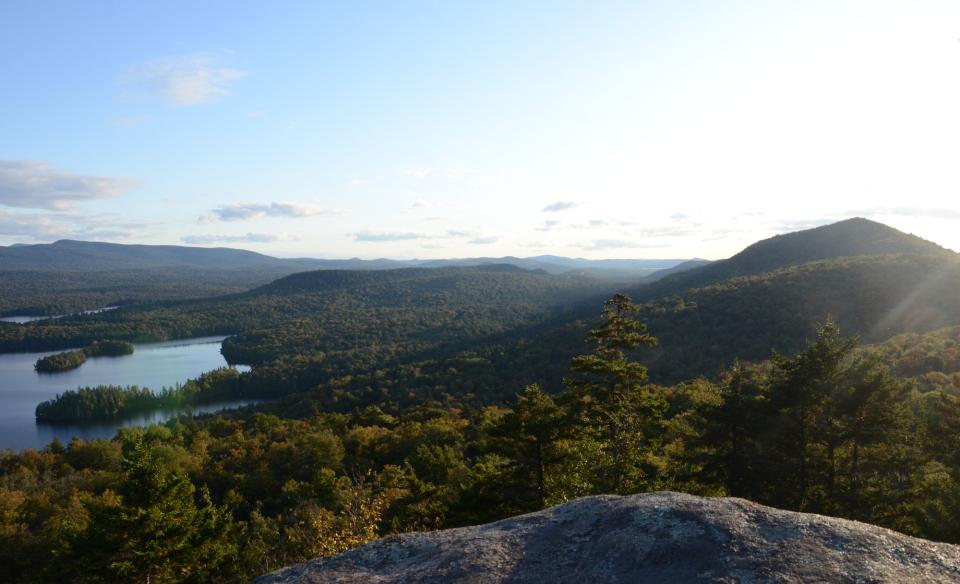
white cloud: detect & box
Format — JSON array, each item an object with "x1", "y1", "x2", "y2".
[
  {"x1": 468, "y1": 236, "x2": 499, "y2": 245},
  {"x1": 543, "y1": 201, "x2": 577, "y2": 212},
  {"x1": 0, "y1": 161, "x2": 136, "y2": 210},
  {"x1": 203, "y1": 202, "x2": 341, "y2": 223},
  {"x1": 353, "y1": 229, "x2": 492, "y2": 243},
  {"x1": 123, "y1": 53, "x2": 247, "y2": 106},
  {"x1": 181, "y1": 232, "x2": 282, "y2": 244}
]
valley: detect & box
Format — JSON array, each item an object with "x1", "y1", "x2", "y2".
[{"x1": 3, "y1": 218, "x2": 960, "y2": 582}]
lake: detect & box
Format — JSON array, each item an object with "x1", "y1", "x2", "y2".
[{"x1": 0, "y1": 336, "x2": 255, "y2": 451}]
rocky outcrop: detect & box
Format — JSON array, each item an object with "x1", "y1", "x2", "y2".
[{"x1": 252, "y1": 491, "x2": 960, "y2": 583}]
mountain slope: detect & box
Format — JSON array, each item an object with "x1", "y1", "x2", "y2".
[
  {"x1": 637, "y1": 252, "x2": 960, "y2": 381},
  {"x1": 638, "y1": 217, "x2": 948, "y2": 299},
  {"x1": 253, "y1": 492, "x2": 960, "y2": 584},
  {"x1": 413, "y1": 256, "x2": 687, "y2": 279},
  {"x1": 0, "y1": 240, "x2": 683, "y2": 315},
  {"x1": 0, "y1": 264, "x2": 616, "y2": 381},
  {"x1": 442, "y1": 218, "x2": 960, "y2": 386},
  {"x1": 0, "y1": 239, "x2": 286, "y2": 271},
  {"x1": 254, "y1": 264, "x2": 540, "y2": 295}
]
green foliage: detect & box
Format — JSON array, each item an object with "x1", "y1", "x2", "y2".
[
  {"x1": 33, "y1": 341, "x2": 135, "y2": 374},
  {"x1": 7, "y1": 291, "x2": 960, "y2": 582},
  {"x1": 633, "y1": 253, "x2": 960, "y2": 382},
  {"x1": 0, "y1": 268, "x2": 291, "y2": 317},
  {"x1": 84, "y1": 340, "x2": 135, "y2": 357},
  {"x1": 563, "y1": 294, "x2": 664, "y2": 493},
  {"x1": 34, "y1": 349, "x2": 87, "y2": 372},
  {"x1": 35, "y1": 369, "x2": 245, "y2": 423}
]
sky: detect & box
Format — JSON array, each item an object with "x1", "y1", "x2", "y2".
[{"x1": 1, "y1": 0, "x2": 959, "y2": 260}]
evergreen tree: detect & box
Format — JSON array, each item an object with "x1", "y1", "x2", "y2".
[
  {"x1": 72, "y1": 436, "x2": 241, "y2": 583},
  {"x1": 767, "y1": 319, "x2": 856, "y2": 511},
  {"x1": 562, "y1": 293, "x2": 663, "y2": 493},
  {"x1": 697, "y1": 362, "x2": 771, "y2": 498},
  {"x1": 497, "y1": 384, "x2": 565, "y2": 508}
]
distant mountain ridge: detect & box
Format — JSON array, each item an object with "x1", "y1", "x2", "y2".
[
  {"x1": 0, "y1": 240, "x2": 397, "y2": 272},
  {"x1": 410, "y1": 256, "x2": 692, "y2": 279},
  {"x1": 256, "y1": 264, "x2": 543, "y2": 295},
  {"x1": 0, "y1": 239, "x2": 688, "y2": 280}
]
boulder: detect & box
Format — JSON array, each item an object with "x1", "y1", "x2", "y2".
[{"x1": 252, "y1": 491, "x2": 960, "y2": 583}]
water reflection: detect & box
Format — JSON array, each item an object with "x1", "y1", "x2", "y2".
[
  {"x1": 36, "y1": 399, "x2": 264, "y2": 447},
  {"x1": 0, "y1": 336, "x2": 255, "y2": 451}
]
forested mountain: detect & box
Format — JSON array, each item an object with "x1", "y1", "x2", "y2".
[
  {"x1": 0, "y1": 239, "x2": 293, "y2": 271},
  {"x1": 0, "y1": 241, "x2": 407, "y2": 315},
  {"x1": 635, "y1": 252, "x2": 960, "y2": 381},
  {"x1": 0, "y1": 265, "x2": 615, "y2": 374},
  {"x1": 403, "y1": 219, "x2": 960, "y2": 385},
  {"x1": 5, "y1": 219, "x2": 960, "y2": 583},
  {"x1": 409, "y1": 219, "x2": 960, "y2": 386},
  {"x1": 635, "y1": 258, "x2": 712, "y2": 283},
  {"x1": 4, "y1": 219, "x2": 958, "y2": 397},
  {"x1": 412, "y1": 256, "x2": 690, "y2": 279},
  {"x1": 636, "y1": 218, "x2": 948, "y2": 299},
  {"x1": 253, "y1": 263, "x2": 541, "y2": 294},
  {"x1": 0, "y1": 240, "x2": 690, "y2": 316},
  {"x1": 0, "y1": 239, "x2": 686, "y2": 277},
  {"x1": 8, "y1": 295, "x2": 960, "y2": 583},
  {"x1": 0, "y1": 268, "x2": 300, "y2": 317}
]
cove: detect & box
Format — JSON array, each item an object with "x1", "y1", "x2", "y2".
[{"x1": 0, "y1": 336, "x2": 254, "y2": 451}]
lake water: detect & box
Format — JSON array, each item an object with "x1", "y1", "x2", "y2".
[{"x1": 0, "y1": 336, "x2": 255, "y2": 451}]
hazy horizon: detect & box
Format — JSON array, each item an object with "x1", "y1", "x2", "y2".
[{"x1": 2, "y1": 1, "x2": 959, "y2": 259}]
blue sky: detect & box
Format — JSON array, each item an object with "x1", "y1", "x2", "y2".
[{"x1": 2, "y1": 1, "x2": 959, "y2": 259}]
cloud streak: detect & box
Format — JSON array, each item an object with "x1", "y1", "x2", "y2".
[
  {"x1": 203, "y1": 202, "x2": 341, "y2": 223},
  {"x1": 0, "y1": 161, "x2": 136, "y2": 210},
  {"x1": 181, "y1": 232, "x2": 281, "y2": 244},
  {"x1": 123, "y1": 53, "x2": 247, "y2": 106},
  {"x1": 353, "y1": 229, "x2": 494, "y2": 243},
  {"x1": 0, "y1": 209, "x2": 150, "y2": 241},
  {"x1": 354, "y1": 231, "x2": 424, "y2": 242}
]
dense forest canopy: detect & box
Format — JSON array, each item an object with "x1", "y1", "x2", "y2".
[
  {"x1": 5, "y1": 297, "x2": 960, "y2": 583},
  {"x1": 2, "y1": 219, "x2": 960, "y2": 583},
  {"x1": 0, "y1": 243, "x2": 680, "y2": 316}
]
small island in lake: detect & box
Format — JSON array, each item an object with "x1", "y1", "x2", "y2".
[
  {"x1": 83, "y1": 340, "x2": 135, "y2": 357},
  {"x1": 33, "y1": 340, "x2": 135, "y2": 373},
  {"x1": 35, "y1": 367, "x2": 244, "y2": 423},
  {"x1": 34, "y1": 350, "x2": 87, "y2": 373}
]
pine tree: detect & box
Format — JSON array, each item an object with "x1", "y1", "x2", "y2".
[
  {"x1": 74, "y1": 436, "x2": 241, "y2": 583},
  {"x1": 697, "y1": 362, "x2": 770, "y2": 498},
  {"x1": 498, "y1": 384, "x2": 565, "y2": 507},
  {"x1": 562, "y1": 293, "x2": 663, "y2": 493},
  {"x1": 768, "y1": 319, "x2": 856, "y2": 511}
]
